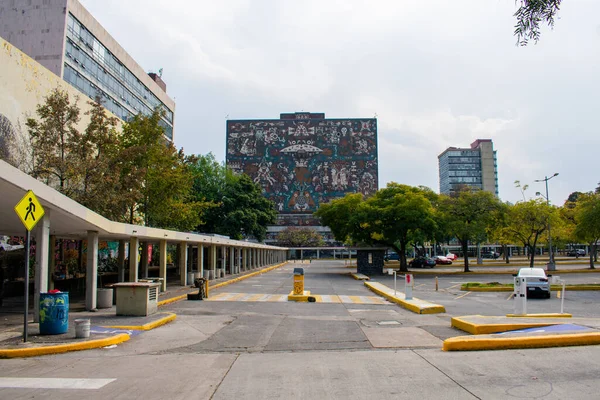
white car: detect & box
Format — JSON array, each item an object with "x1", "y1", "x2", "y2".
[
  {"x1": 445, "y1": 253, "x2": 458, "y2": 261},
  {"x1": 516, "y1": 267, "x2": 551, "y2": 299}
]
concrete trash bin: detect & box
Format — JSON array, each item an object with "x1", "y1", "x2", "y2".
[
  {"x1": 97, "y1": 288, "x2": 113, "y2": 309},
  {"x1": 39, "y1": 292, "x2": 69, "y2": 335}
]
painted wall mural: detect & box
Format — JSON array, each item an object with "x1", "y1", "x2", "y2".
[{"x1": 226, "y1": 113, "x2": 378, "y2": 226}]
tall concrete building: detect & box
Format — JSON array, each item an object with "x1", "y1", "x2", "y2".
[
  {"x1": 438, "y1": 139, "x2": 498, "y2": 196},
  {"x1": 0, "y1": 0, "x2": 175, "y2": 140},
  {"x1": 226, "y1": 112, "x2": 378, "y2": 244}
]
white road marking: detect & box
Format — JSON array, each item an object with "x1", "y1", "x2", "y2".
[{"x1": 0, "y1": 377, "x2": 116, "y2": 390}]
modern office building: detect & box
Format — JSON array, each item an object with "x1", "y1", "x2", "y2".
[
  {"x1": 226, "y1": 112, "x2": 378, "y2": 244},
  {"x1": 438, "y1": 139, "x2": 498, "y2": 196},
  {"x1": 0, "y1": 0, "x2": 175, "y2": 140}
]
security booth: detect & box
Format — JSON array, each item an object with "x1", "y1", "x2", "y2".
[{"x1": 356, "y1": 248, "x2": 386, "y2": 275}]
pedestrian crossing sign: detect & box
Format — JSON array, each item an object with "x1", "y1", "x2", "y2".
[{"x1": 14, "y1": 190, "x2": 45, "y2": 231}]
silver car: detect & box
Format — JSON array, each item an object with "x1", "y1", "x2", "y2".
[{"x1": 517, "y1": 267, "x2": 551, "y2": 298}]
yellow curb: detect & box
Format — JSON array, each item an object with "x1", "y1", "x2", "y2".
[
  {"x1": 506, "y1": 313, "x2": 572, "y2": 318},
  {"x1": 210, "y1": 262, "x2": 286, "y2": 291},
  {"x1": 158, "y1": 294, "x2": 188, "y2": 306},
  {"x1": 287, "y1": 290, "x2": 313, "y2": 302},
  {"x1": 461, "y1": 285, "x2": 600, "y2": 292},
  {"x1": 443, "y1": 331, "x2": 600, "y2": 351},
  {"x1": 451, "y1": 316, "x2": 558, "y2": 335},
  {"x1": 157, "y1": 262, "x2": 287, "y2": 306},
  {"x1": 0, "y1": 333, "x2": 130, "y2": 359},
  {"x1": 350, "y1": 273, "x2": 370, "y2": 280},
  {"x1": 105, "y1": 312, "x2": 176, "y2": 331},
  {"x1": 412, "y1": 269, "x2": 600, "y2": 276},
  {"x1": 364, "y1": 282, "x2": 445, "y2": 314}
]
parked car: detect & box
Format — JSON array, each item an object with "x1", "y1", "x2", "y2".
[
  {"x1": 567, "y1": 249, "x2": 585, "y2": 257},
  {"x1": 516, "y1": 267, "x2": 551, "y2": 298},
  {"x1": 384, "y1": 252, "x2": 400, "y2": 261},
  {"x1": 409, "y1": 256, "x2": 436, "y2": 268},
  {"x1": 434, "y1": 255, "x2": 452, "y2": 265},
  {"x1": 445, "y1": 253, "x2": 458, "y2": 261},
  {"x1": 481, "y1": 251, "x2": 500, "y2": 259}
]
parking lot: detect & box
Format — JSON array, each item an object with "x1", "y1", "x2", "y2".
[{"x1": 371, "y1": 272, "x2": 600, "y2": 318}]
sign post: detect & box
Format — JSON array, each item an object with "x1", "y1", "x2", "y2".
[{"x1": 14, "y1": 190, "x2": 45, "y2": 342}]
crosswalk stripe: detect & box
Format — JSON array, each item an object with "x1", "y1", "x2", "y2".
[{"x1": 0, "y1": 378, "x2": 116, "y2": 390}]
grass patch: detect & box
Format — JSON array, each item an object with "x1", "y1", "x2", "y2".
[{"x1": 461, "y1": 282, "x2": 600, "y2": 291}]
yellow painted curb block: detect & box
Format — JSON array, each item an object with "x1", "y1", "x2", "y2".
[
  {"x1": 157, "y1": 262, "x2": 287, "y2": 306},
  {"x1": 451, "y1": 316, "x2": 557, "y2": 335},
  {"x1": 0, "y1": 333, "x2": 130, "y2": 359},
  {"x1": 158, "y1": 294, "x2": 188, "y2": 306},
  {"x1": 287, "y1": 290, "x2": 313, "y2": 302},
  {"x1": 210, "y1": 262, "x2": 286, "y2": 291},
  {"x1": 506, "y1": 313, "x2": 572, "y2": 318},
  {"x1": 411, "y1": 269, "x2": 600, "y2": 276},
  {"x1": 462, "y1": 285, "x2": 600, "y2": 292},
  {"x1": 463, "y1": 286, "x2": 514, "y2": 292},
  {"x1": 364, "y1": 282, "x2": 445, "y2": 314},
  {"x1": 350, "y1": 273, "x2": 370, "y2": 280},
  {"x1": 105, "y1": 312, "x2": 176, "y2": 331},
  {"x1": 443, "y1": 332, "x2": 600, "y2": 351}
]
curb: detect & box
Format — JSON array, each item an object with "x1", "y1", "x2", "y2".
[
  {"x1": 104, "y1": 312, "x2": 177, "y2": 331},
  {"x1": 0, "y1": 333, "x2": 130, "y2": 359},
  {"x1": 462, "y1": 285, "x2": 600, "y2": 292},
  {"x1": 443, "y1": 331, "x2": 600, "y2": 351},
  {"x1": 210, "y1": 262, "x2": 286, "y2": 291},
  {"x1": 364, "y1": 281, "x2": 445, "y2": 314},
  {"x1": 506, "y1": 313, "x2": 572, "y2": 318},
  {"x1": 157, "y1": 262, "x2": 287, "y2": 307},
  {"x1": 451, "y1": 315, "x2": 565, "y2": 335},
  {"x1": 350, "y1": 273, "x2": 370, "y2": 280},
  {"x1": 409, "y1": 269, "x2": 600, "y2": 276}
]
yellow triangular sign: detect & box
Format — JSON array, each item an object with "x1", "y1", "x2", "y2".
[{"x1": 14, "y1": 190, "x2": 45, "y2": 231}]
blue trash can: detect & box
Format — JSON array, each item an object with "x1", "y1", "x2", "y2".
[{"x1": 39, "y1": 292, "x2": 69, "y2": 335}]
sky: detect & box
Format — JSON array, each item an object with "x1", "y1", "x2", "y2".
[{"x1": 80, "y1": 0, "x2": 600, "y2": 206}]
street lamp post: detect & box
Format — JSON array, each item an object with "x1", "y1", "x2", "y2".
[{"x1": 535, "y1": 173, "x2": 559, "y2": 271}]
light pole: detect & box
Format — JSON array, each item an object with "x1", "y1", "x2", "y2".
[{"x1": 535, "y1": 173, "x2": 559, "y2": 271}]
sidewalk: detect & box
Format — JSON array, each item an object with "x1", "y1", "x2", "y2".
[{"x1": 0, "y1": 262, "x2": 286, "y2": 358}]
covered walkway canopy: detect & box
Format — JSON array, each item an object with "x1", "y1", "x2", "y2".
[{"x1": 0, "y1": 161, "x2": 287, "y2": 315}]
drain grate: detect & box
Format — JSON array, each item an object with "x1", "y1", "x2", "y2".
[{"x1": 377, "y1": 320, "x2": 401, "y2": 326}]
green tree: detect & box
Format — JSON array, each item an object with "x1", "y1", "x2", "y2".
[
  {"x1": 26, "y1": 89, "x2": 81, "y2": 196},
  {"x1": 514, "y1": 0, "x2": 562, "y2": 46},
  {"x1": 439, "y1": 189, "x2": 501, "y2": 272},
  {"x1": 505, "y1": 199, "x2": 560, "y2": 268},
  {"x1": 120, "y1": 109, "x2": 203, "y2": 230},
  {"x1": 487, "y1": 202, "x2": 512, "y2": 264},
  {"x1": 189, "y1": 154, "x2": 277, "y2": 241},
  {"x1": 573, "y1": 193, "x2": 600, "y2": 269},
  {"x1": 71, "y1": 97, "x2": 123, "y2": 218},
  {"x1": 316, "y1": 183, "x2": 437, "y2": 272},
  {"x1": 276, "y1": 227, "x2": 324, "y2": 247}
]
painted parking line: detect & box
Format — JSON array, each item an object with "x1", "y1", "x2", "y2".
[
  {"x1": 206, "y1": 293, "x2": 389, "y2": 304},
  {"x1": 455, "y1": 291, "x2": 471, "y2": 299},
  {"x1": 0, "y1": 377, "x2": 116, "y2": 390}
]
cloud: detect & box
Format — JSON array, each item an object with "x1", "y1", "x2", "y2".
[{"x1": 79, "y1": 0, "x2": 600, "y2": 205}]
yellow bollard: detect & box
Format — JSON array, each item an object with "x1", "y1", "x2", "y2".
[
  {"x1": 293, "y1": 268, "x2": 305, "y2": 295},
  {"x1": 205, "y1": 279, "x2": 210, "y2": 299}
]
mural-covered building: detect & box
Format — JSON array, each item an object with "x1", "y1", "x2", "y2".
[{"x1": 226, "y1": 112, "x2": 378, "y2": 244}]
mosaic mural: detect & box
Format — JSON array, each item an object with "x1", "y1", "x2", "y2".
[{"x1": 226, "y1": 113, "x2": 378, "y2": 227}]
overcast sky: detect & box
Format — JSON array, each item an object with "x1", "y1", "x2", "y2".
[{"x1": 80, "y1": 0, "x2": 600, "y2": 205}]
